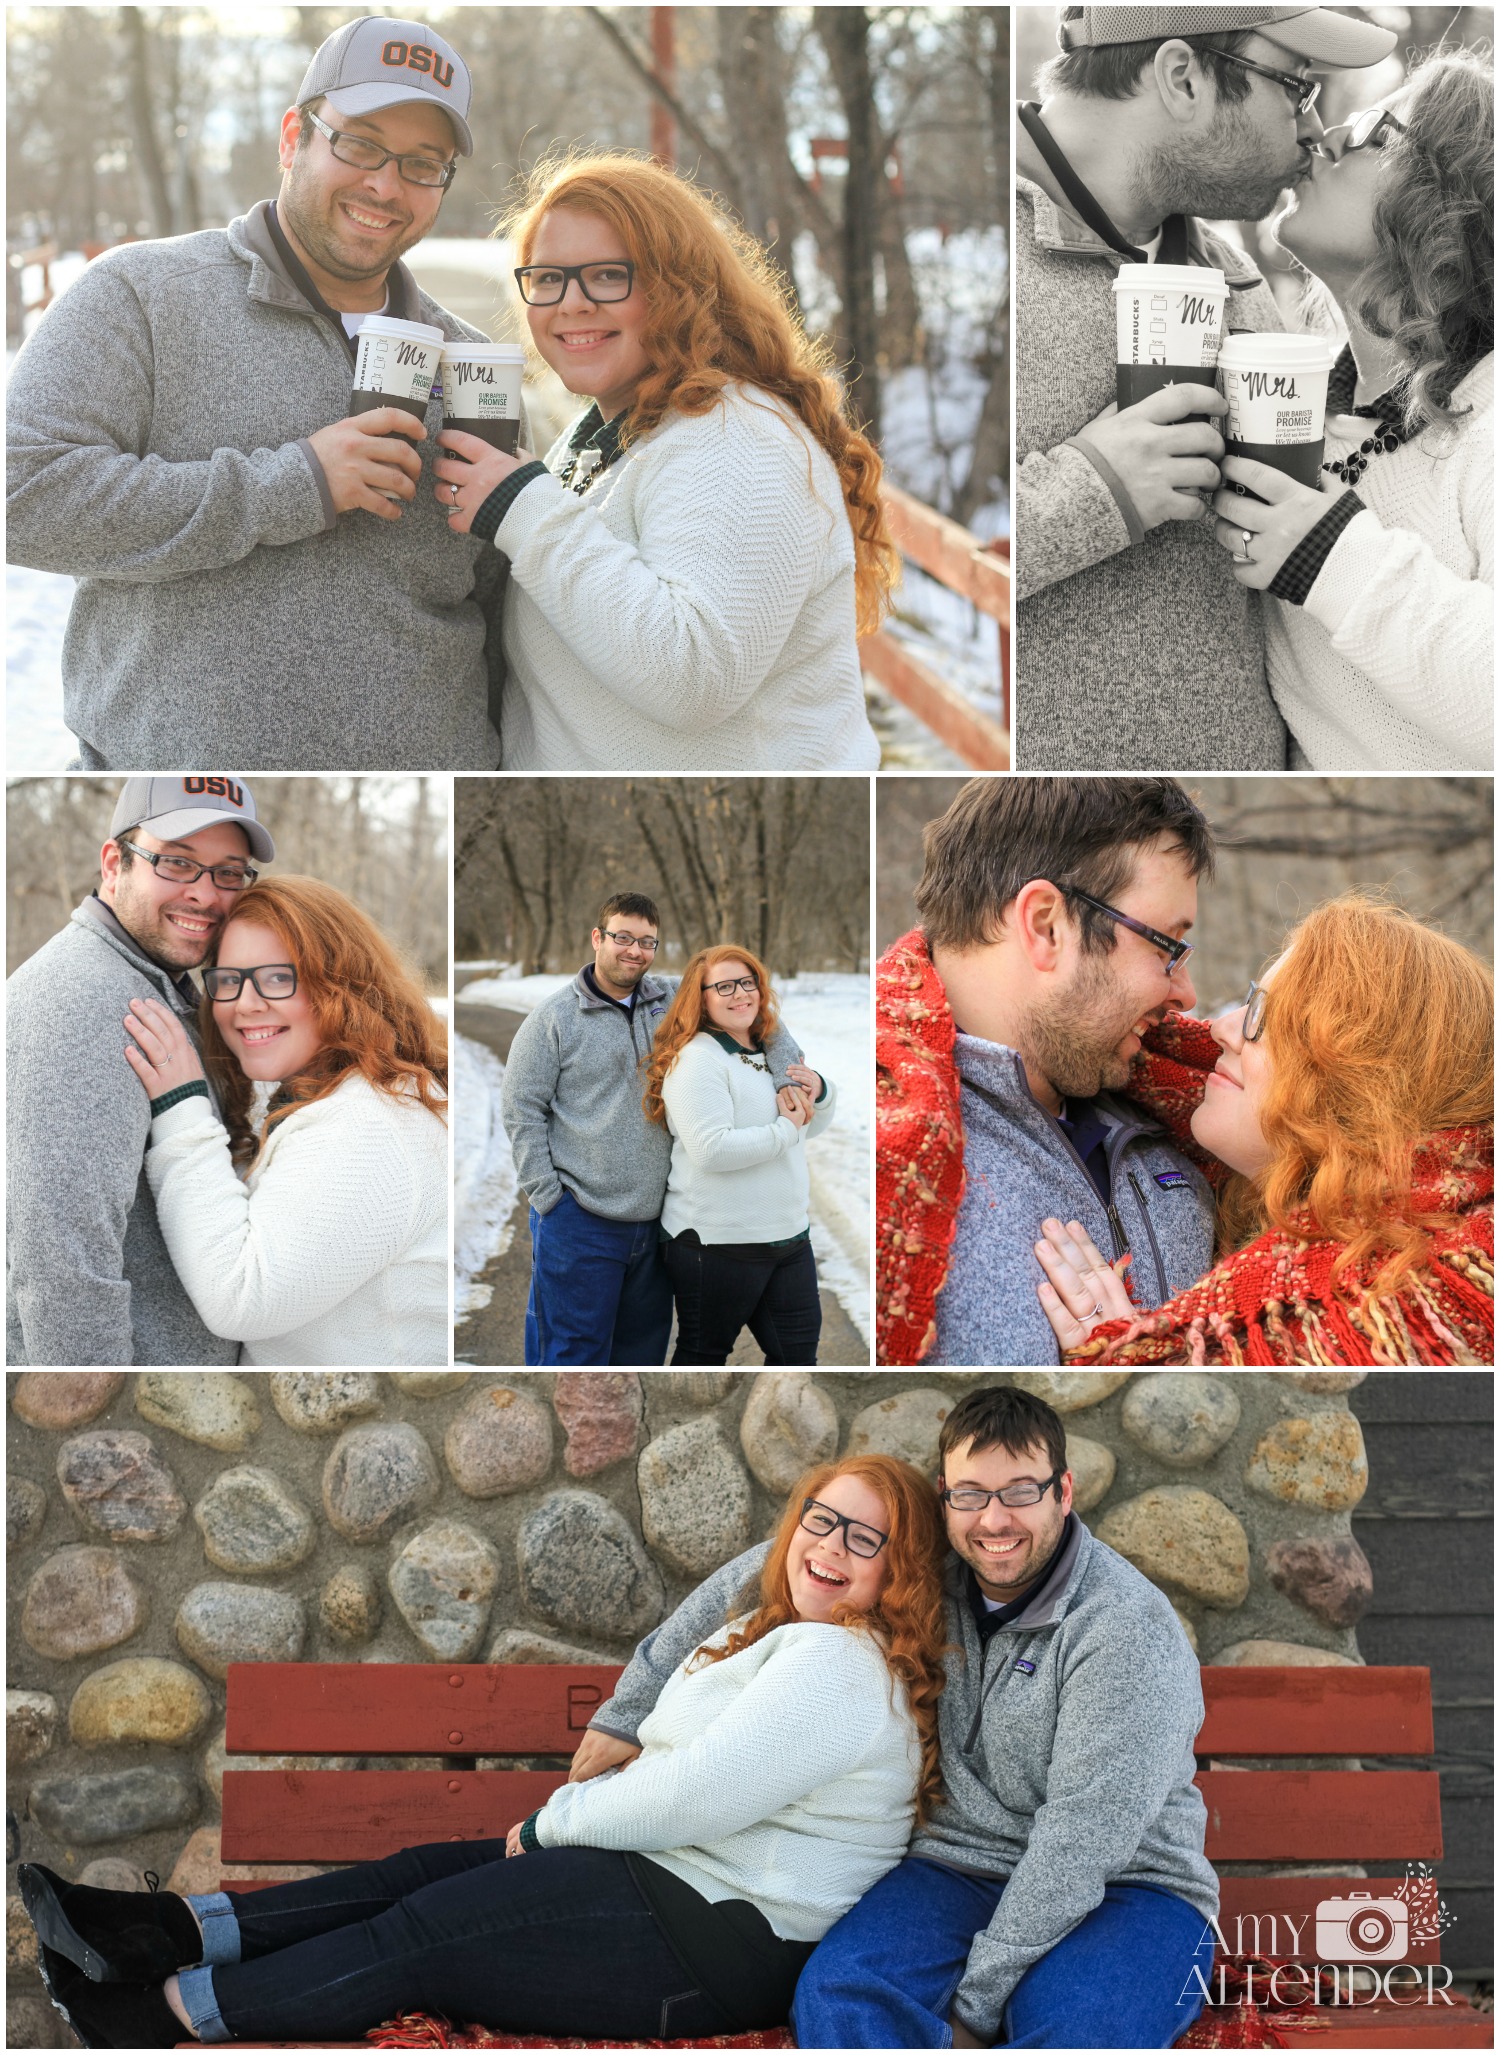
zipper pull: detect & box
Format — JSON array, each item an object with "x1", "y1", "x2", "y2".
[{"x1": 1106, "y1": 1203, "x2": 1129, "y2": 1260}]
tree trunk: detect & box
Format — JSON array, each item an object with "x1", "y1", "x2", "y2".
[
  {"x1": 814, "y1": 6, "x2": 881, "y2": 434},
  {"x1": 120, "y1": 9, "x2": 176, "y2": 238}
]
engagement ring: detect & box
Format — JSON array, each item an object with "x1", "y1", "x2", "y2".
[{"x1": 1231, "y1": 526, "x2": 1255, "y2": 565}]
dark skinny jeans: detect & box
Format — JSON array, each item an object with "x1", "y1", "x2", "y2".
[
  {"x1": 185, "y1": 1838, "x2": 744, "y2": 2044},
  {"x1": 664, "y1": 1232, "x2": 822, "y2": 1364}
]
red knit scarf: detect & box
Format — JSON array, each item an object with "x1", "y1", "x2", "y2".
[
  {"x1": 875, "y1": 933, "x2": 1495, "y2": 1367},
  {"x1": 875, "y1": 929, "x2": 964, "y2": 1364}
]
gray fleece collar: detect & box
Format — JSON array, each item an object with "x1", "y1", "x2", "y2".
[
  {"x1": 229, "y1": 199, "x2": 421, "y2": 321},
  {"x1": 73, "y1": 896, "x2": 201, "y2": 1011},
  {"x1": 571, "y1": 964, "x2": 672, "y2": 1013}
]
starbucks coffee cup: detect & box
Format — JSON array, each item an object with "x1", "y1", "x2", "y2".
[
  {"x1": 1218, "y1": 333, "x2": 1334, "y2": 490},
  {"x1": 1113, "y1": 263, "x2": 1228, "y2": 408},
  {"x1": 351, "y1": 315, "x2": 445, "y2": 422},
  {"x1": 440, "y1": 342, "x2": 526, "y2": 455}
]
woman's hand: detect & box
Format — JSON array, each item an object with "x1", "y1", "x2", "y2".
[
  {"x1": 1210, "y1": 456, "x2": 1332, "y2": 589},
  {"x1": 567, "y1": 1732, "x2": 641, "y2": 1784},
  {"x1": 778, "y1": 1083, "x2": 814, "y2": 1127},
  {"x1": 122, "y1": 997, "x2": 206, "y2": 1099},
  {"x1": 432, "y1": 430, "x2": 532, "y2": 535},
  {"x1": 1034, "y1": 1218, "x2": 1134, "y2": 1352},
  {"x1": 505, "y1": 1820, "x2": 526, "y2": 1859}
]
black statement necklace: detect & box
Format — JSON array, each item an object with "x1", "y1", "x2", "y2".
[
  {"x1": 557, "y1": 404, "x2": 627, "y2": 495},
  {"x1": 1321, "y1": 344, "x2": 1413, "y2": 487}
]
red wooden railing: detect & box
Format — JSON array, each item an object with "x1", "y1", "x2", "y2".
[{"x1": 862, "y1": 483, "x2": 1011, "y2": 770}]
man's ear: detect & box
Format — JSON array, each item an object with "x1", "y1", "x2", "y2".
[
  {"x1": 1009, "y1": 879, "x2": 1074, "y2": 975},
  {"x1": 590, "y1": 929, "x2": 603, "y2": 952},
  {"x1": 1152, "y1": 38, "x2": 1209, "y2": 124},
  {"x1": 278, "y1": 106, "x2": 304, "y2": 175},
  {"x1": 99, "y1": 838, "x2": 123, "y2": 903}
]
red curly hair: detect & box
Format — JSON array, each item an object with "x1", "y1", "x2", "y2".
[
  {"x1": 642, "y1": 944, "x2": 781, "y2": 1127},
  {"x1": 201, "y1": 876, "x2": 447, "y2": 1168},
  {"x1": 1218, "y1": 894, "x2": 1493, "y2": 1295},
  {"x1": 691, "y1": 1454, "x2": 949, "y2": 1824},
  {"x1": 500, "y1": 148, "x2": 900, "y2": 637}
]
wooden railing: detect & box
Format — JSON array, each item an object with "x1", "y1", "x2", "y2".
[{"x1": 861, "y1": 482, "x2": 1011, "y2": 770}]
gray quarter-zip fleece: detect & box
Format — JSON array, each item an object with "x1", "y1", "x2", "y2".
[
  {"x1": 7, "y1": 897, "x2": 239, "y2": 1365},
  {"x1": 6, "y1": 200, "x2": 515, "y2": 771},
  {"x1": 933, "y1": 1033, "x2": 1215, "y2": 1367},
  {"x1": 1013, "y1": 116, "x2": 1289, "y2": 772},
  {"x1": 588, "y1": 1523, "x2": 1217, "y2": 2043},
  {"x1": 500, "y1": 969, "x2": 803, "y2": 1223}
]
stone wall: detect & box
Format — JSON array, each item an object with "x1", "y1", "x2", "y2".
[{"x1": 6, "y1": 1369, "x2": 1373, "y2": 2047}]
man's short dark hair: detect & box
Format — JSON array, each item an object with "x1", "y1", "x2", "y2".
[
  {"x1": 295, "y1": 97, "x2": 324, "y2": 147},
  {"x1": 915, "y1": 776, "x2": 1215, "y2": 956},
  {"x1": 939, "y1": 1385, "x2": 1068, "y2": 1486},
  {"x1": 112, "y1": 827, "x2": 142, "y2": 871},
  {"x1": 1038, "y1": 22, "x2": 1256, "y2": 104},
  {"x1": 596, "y1": 891, "x2": 660, "y2": 933}
]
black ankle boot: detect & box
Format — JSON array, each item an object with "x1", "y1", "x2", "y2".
[
  {"x1": 19, "y1": 1863, "x2": 204, "y2": 1982},
  {"x1": 36, "y1": 1940, "x2": 193, "y2": 2049}
]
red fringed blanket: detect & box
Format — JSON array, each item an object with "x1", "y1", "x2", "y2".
[{"x1": 366, "y1": 2021, "x2": 793, "y2": 2050}]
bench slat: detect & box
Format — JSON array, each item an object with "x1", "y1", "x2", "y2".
[
  {"x1": 221, "y1": 1770, "x2": 567, "y2": 1862},
  {"x1": 1198, "y1": 1667, "x2": 1434, "y2": 1757},
  {"x1": 1198, "y1": 1770, "x2": 1443, "y2": 1862},
  {"x1": 224, "y1": 1664, "x2": 623, "y2": 1755},
  {"x1": 1215, "y1": 1878, "x2": 1440, "y2": 1962}
]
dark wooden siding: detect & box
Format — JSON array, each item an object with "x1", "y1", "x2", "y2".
[{"x1": 1350, "y1": 1372, "x2": 1493, "y2": 1975}]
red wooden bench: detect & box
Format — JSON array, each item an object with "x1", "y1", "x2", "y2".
[{"x1": 178, "y1": 1660, "x2": 1487, "y2": 2049}]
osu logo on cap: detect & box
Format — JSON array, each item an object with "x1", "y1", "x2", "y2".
[
  {"x1": 183, "y1": 776, "x2": 245, "y2": 807},
  {"x1": 380, "y1": 38, "x2": 455, "y2": 89}
]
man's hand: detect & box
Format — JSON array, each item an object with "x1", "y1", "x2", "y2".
[
  {"x1": 567, "y1": 1730, "x2": 641, "y2": 1784},
  {"x1": 306, "y1": 407, "x2": 426, "y2": 521},
  {"x1": 777, "y1": 1083, "x2": 814, "y2": 1127},
  {"x1": 1073, "y1": 385, "x2": 1227, "y2": 532}
]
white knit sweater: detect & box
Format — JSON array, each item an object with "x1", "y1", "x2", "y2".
[
  {"x1": 494, "y1": 383, "x2": 881, "y2": 773},
  {"x1": 659, "y1": 1031, "x2": 836, "y2": 1245},
  {"x1": 534, "y1": 1617, "x2": 921, "y2": 1941},
  {"x1": 146, "y1": 1072, "x2": 448, "y2": 1365},
  {"x1": 1266, "y1": 354, "x2": 1492, "y2": 770}
]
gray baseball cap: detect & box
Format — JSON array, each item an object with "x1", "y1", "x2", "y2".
[
  {"x1": 295, "y1": 17, "x2": 473, "y2": 156},
  {"x1": 109, "y1": 776, "x2": 275, "y2": 863},
  {"x1": 1057, "y1": 8, "x2": 1396, "y2": 67}
]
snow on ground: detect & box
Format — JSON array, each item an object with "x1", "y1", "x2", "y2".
[
  {"x1": 7, "y1": 564, "x2": 74, "y2": 769},
  {"x1": 453, "y1": 1032, "x2": 519, "y2": 1318},
  {"x1": 459, "y1": 969, "x2": 871, "y2": 1345}
]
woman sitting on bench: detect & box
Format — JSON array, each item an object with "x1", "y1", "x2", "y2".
[{"x1": 21, "y1": 1453, "x2": 946, "y2": 2049}]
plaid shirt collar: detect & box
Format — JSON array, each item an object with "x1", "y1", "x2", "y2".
[{"x1": 1325, "y1": 343, "x2": 1409, "y2": 430}]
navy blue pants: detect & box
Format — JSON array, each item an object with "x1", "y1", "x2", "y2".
[
  {"x1": 524, "y1": 1188, "x2": 673, "y2": 1364},
  {"x1": 180, "y1": 1840, "x2": 736, "y2": 2043},
  {"x1": 790, "y1": 1856, "x2": 1212, "y2": 2048}
]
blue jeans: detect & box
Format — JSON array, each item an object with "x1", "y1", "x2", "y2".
[
  {"x1": 525, "y1": 1188, "x2": 673, "y2": 1364},
  {"x1": 179, "y1": 1839, "x2": 736, "y2": 2044},
  {"x1": 790, "y1": 1857, "x2": 1210, "y2": 2049}
]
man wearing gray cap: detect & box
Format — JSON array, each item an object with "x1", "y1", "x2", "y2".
[
  {"x1": 1014, "y1": 6, "x2": 1395, "y2": 774},
  {"x1": 7, "y1": 20, "x2": 515, "y2": 772},
  {"x1": 7, "y1": 778, "x2": 273, "y2": 1363}
]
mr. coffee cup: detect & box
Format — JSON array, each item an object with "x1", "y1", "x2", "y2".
[
  {"x1": 1113, "y1": 264, "x2": 1228, "y2": 409},
  {"x1": 351, "y1": 315, "x2": 445, "y2": 422},
  {"x1": 440, "y1": 342, "x2": 526, "y2": 455},
  {"x1": 1217, "y1": 333, "x2": 1334, "y2": 490}
]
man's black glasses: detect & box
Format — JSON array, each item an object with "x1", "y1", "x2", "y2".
[
  {"x1": 302, "y1": 110, "x2": 456, "y2": 189},
  {"x1": 942, "y1": 1472, "x2": 1064, "y2": 1511},
  {"x1": 600, "y1": 930, "x2": 657, "y2": 954},
  {"x1": 515, "y1": 261, "x2": 636, "y2": 306},
  {"x1": 1212, "y1": 50, "x2": 1321, "y2": 115},
  {"x1": 119, "y1": 840, "x2": 256, "y2": 891},
  {"x1": 1058, "y1": 886, "x2": 1194, "y2": 976},
  {"x1": 204, "y1": 964, "x2": 299, "y2": 1002},
  {"x1": 800, "y1": 1498, "x2": 888, "y2": 1558}
]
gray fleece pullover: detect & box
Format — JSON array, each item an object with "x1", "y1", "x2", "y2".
[
  {"x1": 933, "y1": 1032, "x2": 1215, "y2": 1367},
  {"x1": 590, "y1": 1522, "x2": 1217, "y2": 2043},
  {"x1": 1013, "y1": 124, "x2": 1289, "y2": 772},
  {"x1": 500, "y1": 969, "x2": 802, "y2": 1223},
  {"x1": 6, "y1": 201, "x2": 510, "y2": 771},
  {"x1": 6, "y1": 897, "x2": 239, "y2": 1365}
]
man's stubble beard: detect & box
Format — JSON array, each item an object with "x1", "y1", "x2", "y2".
[
  {"x1": 279, "y1": 156, "x2": 421, "y2": 285},
  {"x1": 1023, "y1": 948, "x2": 1138, "y2": 1100},
  {"x1": 1131, "y1": 100, "x2": 1305, "y2": 226}
]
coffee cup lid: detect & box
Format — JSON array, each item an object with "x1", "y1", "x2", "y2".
[
  {"x1": 1114, "y1": 263, "x2": 1227, "y2": 294},
  {"x1": 356, "y1": 314, "x2": 446, "y2": 346},
  {"x1": 440, "y1": 341, "x2": 526, "y2": 361},
  {"x1": 1218, "y1": 332, "x2": 1336, "y2": 370}
]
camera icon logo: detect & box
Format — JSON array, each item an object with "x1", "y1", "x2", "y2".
[{"x1": 1315, "y1": 1892, "x2": 1410, "y2": 1962}]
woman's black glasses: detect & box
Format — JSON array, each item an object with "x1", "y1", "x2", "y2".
[
  {"x1": 515, "y1": 261, "x2": 636, "y2": 306},
  {"x1": 1328, "y1": 107, "x2": 1408, "y2": 158},
  {"x1": 1240, "y1": 979, "x2": 1268, "y2": 1043},
  {"x1": 704, "y1": 976, "x2": 759, "y2": 997},
  {"x1": 204, "y1": 964, "x2": 299, "y2": 1002},
  {"x1": 800, "y1": 1499, "x2": 888, "y2": 1558}
]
